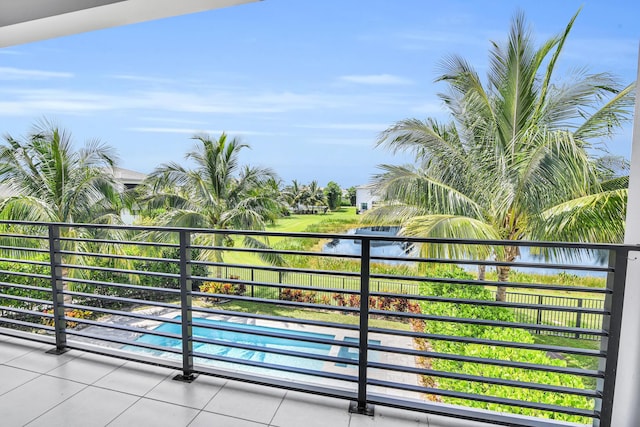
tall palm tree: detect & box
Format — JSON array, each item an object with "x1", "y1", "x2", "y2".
[
  {"x1": 140, "y1": 133, "x2": 285, "y2": 269},
  {"x1": 369, "y1": 10, "x2": 635, "y2": 300}
]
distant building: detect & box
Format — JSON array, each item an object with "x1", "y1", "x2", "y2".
[
  {"x1": 355, "y1": 184, "x2": 381, "y2": 214},
  {"x1": 110, "y1": 167, "x2": 147, "y2": 190}
]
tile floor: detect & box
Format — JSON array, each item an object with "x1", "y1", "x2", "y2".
[{"x1": 0, "y1": 336, "x2": 495, "y2": 427}]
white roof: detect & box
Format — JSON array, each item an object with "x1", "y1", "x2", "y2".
[{"x1": 0, "y1": 0, "x2": 257, "y2": 48}]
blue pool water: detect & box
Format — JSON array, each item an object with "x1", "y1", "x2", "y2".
[{"x1": 129, "y1": 317, "x2": 338, "y2": 372}]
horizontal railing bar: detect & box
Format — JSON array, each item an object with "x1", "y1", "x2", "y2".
[
  {"x1": 63, "y1": 277, "x2": 181, "y2": 295},
  {"x1": 190, "y1": 262, "x2": 361, "y2": 279},
  {"x1": 192, "y1": 335, "x2": 356, "y2": 367},
  {"x1": 369, "y1": 343, "x2": 602, "y2": 377},
  {"x1": 0, "y1": 326, "x2": 56, "y2": 345},
  {"x1": 58, "y1": 250, "x2": 180, "y2": 264},
  {"x1": 192, "y1": 350, "x2": 358, "y2": 383},
  {"x1": 195, "y1": 363, "x2": 356, "y2": 400},
  {"x1": 369, "y1": 291, "x2": 608, "y2": 315},
  {"x1": 60, "y1": 264, "x2": 180, "y2": 279},
  {"x1": 0, "y1": 317, "x2": 53, "y2": 331},
  {"x1": 64, "y1": 303, "x2": 183, "y2": 324},
  {"x1": 61, "y1": 290, "x2": 182, "y2": 310},
  {"x1": 65, "y1": 329, "x2": 183, "y2": 355},
  {"x1": 368, "y1": 361, "x2": 599, "y2": 398},
  {"x1": 191, "y1": 321, "x2": 358, "y2": 349},
  {"x1": 369, "y1": 254, "x2": 613, "y2": 273},
  {"x1": 0, "y1": 281, "x2": 52, "y2": 293},
  {"x1": 371, "y1": 309, "x2": 605, "y2": 335},
  {"x1": 68, "y1": 318, "x2": 183, "y2": 341},
  {"x1": 0, "y1": 245, "x2": 49, "y2": 254},
  {"x1": 369, "y1": 327, "x2": 605, "y2": 357},
  {"x1": 370, "y1": 272, "x2": 611, "y2": 294},
  {"x1": 0, "y1": 232, "x2": 47, "y2": 239},
  {"x1": 367, "y1": 379, "x2": 596, "y2": 418},
  {"x1": 190, "y1": 291, "x2": 360, "y2": 314},
  {"x1": 0, "y1": 257, "x2": 50, "y2": 266},
  {"x1": 59, "y1": 236, "x2": 179, "y2": 248},
  {"x1": 190, "y1": 307, "x2": 359, "y2": 332},
  {"x1": 0, "y1": 269, "x2": 51, "y2": 280},
  {"x1": 1, "y1": 219, "x2": 636, "y2": 251},
  {"x1": 0, "y1": 294, "x2": 52, "y2": 306},
  {"x1": 0, "y1": 305, "x2": 53, "y2": 319},
  {"x1": 367, "y1": 393, "x2": 579, "y2": 427},
  {"x1": 190, "y1": 245, "x2": 362, "y2": 261},
  {"x1": 191, "y1": 276, "x2": 359, "y2": 296}
]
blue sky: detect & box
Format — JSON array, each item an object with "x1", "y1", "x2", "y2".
[{"x1": 0, "y1": 0, "x2": 638, "y2": 188}]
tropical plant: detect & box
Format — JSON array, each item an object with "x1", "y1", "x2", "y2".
[
  {"x1": 0, "y1": 122, "x2": 122, "y2": 224},
  {"x1": 368, "y1": 10, "x2": 635, "y2": 300},
  {"x1": 347, "y1": 186, "x2": 357, "y2": 206},
  {"x1": 324, "y1": 181, "x2": 342, "y2": 210},
  {"x1": 139, "y1": 132, "x2": 286, "y2": 269},
  {"x1": 0, "y1": 122, "x2": 128, "y2": 281}
]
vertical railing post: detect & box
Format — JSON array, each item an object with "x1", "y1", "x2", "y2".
[
  {"x1": 47, "y1": 224, "x2": 67, "y2": 354},
  {"x1": 536, "y1": 295, "x2": 544, "y2": 335},
  {"x1": 350, "y1": 237, "x2": 374, "y2": 416},
  {"x1": 251, "y1": 268, "x2": 255, "y2": 297},
  {"x1": 597, "y1": 248, "x2": 629, "y2": 427},
  {"x1": 575, "y1": 298, "x2": 583, "y2": 339},
  {"x1": 174, "y1": 230, "x2": 197, "y2": 382}
]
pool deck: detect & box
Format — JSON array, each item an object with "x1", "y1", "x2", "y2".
[{"x1": 0, "y1": 334, "x2": 495, "y2": 427}]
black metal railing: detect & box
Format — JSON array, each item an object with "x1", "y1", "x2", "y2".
[{"x1": 0, "y1": 220, "x2": 634, "y2": 427}]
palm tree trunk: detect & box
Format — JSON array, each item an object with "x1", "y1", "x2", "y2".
[
  {"x1": 495, "y1": 265, "x2": 510, "y2": 301},
  {"x1": 214, "y1": 233, "x2": 224, "y2": 279},
  {"x1": 478, "y1": 265, "x2": 486, "y2": 281},
  {"x1": 495, "y1": 245, "x2": 518, "y2": 302}
]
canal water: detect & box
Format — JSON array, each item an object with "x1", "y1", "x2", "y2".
[{"x1": 321, "y1": 227, "x2": 607, "y2": 277}]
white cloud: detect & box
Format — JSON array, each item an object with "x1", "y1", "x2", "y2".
[
  {"x1": 339, "y1": 74, "x2": 413, "y2": 85},
  {"x1": 305, "y1": 137, "x2": 374, "y2": 147},
  {"x1": 296, "y1": 123, "x2": 389, "y2": 132},
  {"x1": 108, "y1": 74, "x2": 177, "y2": 84},
  {"x1": 0, "y1": 67, "x2": 73, "y2": 80},
  {"x1": 128, "y1": 127, "x2": 280, "y2": 136}
]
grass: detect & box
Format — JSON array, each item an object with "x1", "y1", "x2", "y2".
[
  {"x1": 196, "y1": 298, "x2": 411, "y2": 331},
  {"x1": 533, "y1": 334, "x2": 600, "y2": 389},
  {"x1": 223, "y1": 207, "x2": 360, "y2": 266}
]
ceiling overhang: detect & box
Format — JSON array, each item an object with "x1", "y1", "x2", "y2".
[{"x1": 0, "y1": 0, "x2": 258, "y2": 48}]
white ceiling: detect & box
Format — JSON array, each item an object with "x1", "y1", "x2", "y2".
[{"x1": 0, "y1": 0, "x2": 257, "y2": 48}]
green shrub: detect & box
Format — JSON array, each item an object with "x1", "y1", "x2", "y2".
[{"x1": 418, "y1": 266, "x2": 593, "y2": 423}]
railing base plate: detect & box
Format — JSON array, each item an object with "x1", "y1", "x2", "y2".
[
  {"x1": 46, "y1": 347, "x2": 69, "y2": 355},
  {"x1": 349, "y1": 401, "x2": 374, "y2": 416},
  {"x1": 173, "y1": 373, "x2": 199, "y2": 383}
]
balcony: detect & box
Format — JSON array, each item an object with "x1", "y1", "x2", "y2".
[{"x1": 0, "y1": 221, "x2": 634, "y2": 427}]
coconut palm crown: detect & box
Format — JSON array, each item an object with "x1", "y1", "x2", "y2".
[
  {"x1": 140, "y1": 132, "x2": 285, "y2": 265},
  {"x1": 0, "y1": 123, "x2": 122, "y2": 224},
  {"x1": 368, "y1": 10, "x2": 635, "y2": 299}
]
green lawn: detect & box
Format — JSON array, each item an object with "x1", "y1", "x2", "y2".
[
  {"x1": 266, "y1": 206, "x2": 358, "y2": 234},
  {"x1": 196, "y1": 298, "x2": 411, "y2": 331},
  {"x1": 223, "y1": 207, "x2": 359, "y2": 266}
]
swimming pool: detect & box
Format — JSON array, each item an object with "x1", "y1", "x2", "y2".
[{"x1": 128, "y1": 317, "x2": 340, "y2": 374}]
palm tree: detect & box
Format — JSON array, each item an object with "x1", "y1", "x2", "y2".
[
  {"x1": 0, "y1": 122, "x2": 122, "y2": 224},
  {"x1": 140, "y1": 132, "x2": 285, "y2": 270},
  {"x1": 369, "y1": 10, "x2": 635, "y2": 301},
  {"x1": 0, "y1": 122, "x2": 126, "y2": 293}
]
